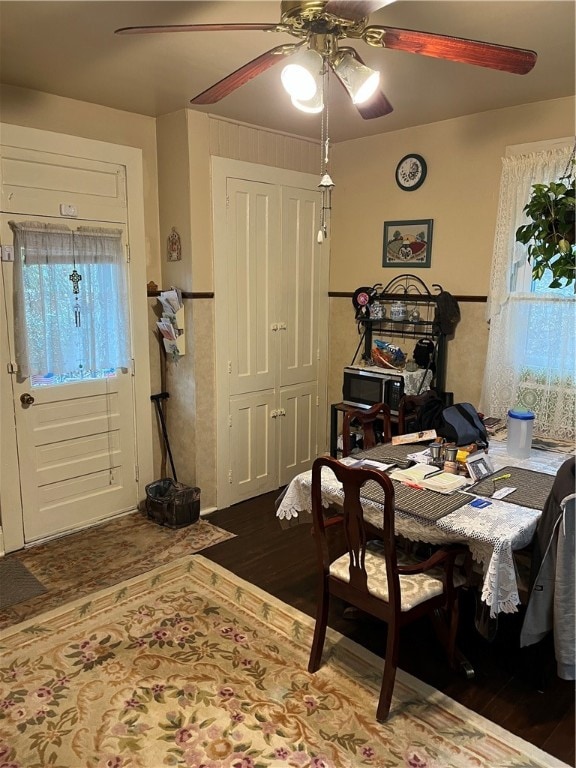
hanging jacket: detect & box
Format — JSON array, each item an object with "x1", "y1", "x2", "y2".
[{"x1": 520, "y1": 456, "x2": 575, "y2": 680}]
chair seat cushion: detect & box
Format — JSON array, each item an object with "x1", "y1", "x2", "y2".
[{"x1": 329, "y1": 541, "x2": 466, "y2": 612}]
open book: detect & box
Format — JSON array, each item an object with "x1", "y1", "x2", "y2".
[
  {"x1": 417, "y1": 472, "x2": 469, "y2": 494},
  {"x1": 389, "y1": 464, "x2": 469, "y2": 494}
]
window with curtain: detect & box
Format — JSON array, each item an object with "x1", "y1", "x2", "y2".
[
  {"x1": 480, "y1": 144, "x2": 575, "y2": 441},
  {"x1": 9, "y1": 221, "x2": 131, "y2": 383}
]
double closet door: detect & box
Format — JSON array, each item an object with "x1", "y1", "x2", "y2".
[{"x1": 213, "y1": 160, "x2": 328, "y2": 508}]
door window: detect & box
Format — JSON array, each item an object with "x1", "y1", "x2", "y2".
[{"x1": 9, "y1": 221, "x2": 130, "y2": 383}]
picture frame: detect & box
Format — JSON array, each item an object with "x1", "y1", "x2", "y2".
[
  {"x1": 466, "y1": 451, "x2": 495, "y2": 482},
  {"x1": 382, "y1": 218, "x2": 433, "y2": 268}
]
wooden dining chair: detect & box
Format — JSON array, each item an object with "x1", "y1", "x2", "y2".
[
  {"x1": 341, "y1": 402, "x2": 392, "y2": 457},
  {"x1": 396, "y1": 390, "x2": 439, "y2": 434},
  {"x1": 308, "y1": 455, "x2": 469, "y2": 722}
]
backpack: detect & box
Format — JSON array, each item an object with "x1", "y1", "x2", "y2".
[
  {"x1": 416, "y1": 397, "x2": 488, "y2": 447},
  {"x1": 440, "y1": 403, "x2": 488, "y2": 447}
]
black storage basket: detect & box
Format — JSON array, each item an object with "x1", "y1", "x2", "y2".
[{"x1": 145, "y1": 478, "x2": 200, "y2": 528}]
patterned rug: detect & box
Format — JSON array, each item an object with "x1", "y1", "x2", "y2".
[
  {"x1": 0, "y1": 555, "x2": 569, "y2": 768},
  {"x1": 0, "y1": 512, "x2": 235, "y2": 629},
  {"x1": 0, "y1": 559, "x2": 47, "y2": 610}
]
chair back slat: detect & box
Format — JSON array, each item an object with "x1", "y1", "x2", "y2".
[
  {"x1": 342, "y1": 402, "x2": 392, "y2": 457},
  {"x1": 311, "y1": 456, "x2": 400, "y2": 605}
]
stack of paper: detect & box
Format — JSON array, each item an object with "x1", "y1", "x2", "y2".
[
  {"x1": 406, "y1": 448, "x2": 434, "y2": 465},
  {"x1": 156, "y1": 288, "x2": 184, "y2": 342}
]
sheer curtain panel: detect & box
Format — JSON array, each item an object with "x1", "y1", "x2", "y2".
[
  {"x1": 480, "y1": 146, "x2": 575, "y2": 441},
  {"x1": 9, "y1": 221, "x2": 131, "y2": 379}
]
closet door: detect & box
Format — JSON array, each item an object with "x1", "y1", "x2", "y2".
[
  {"x1": 227, "y1": 178, "x2": 279, "y2": 396},
  {"x1": 278, "y1": 382, "x2": 318, "y2": 486},
  {"x1": 280, "y1": 187, "x2": 321, "y2": 388},
  {"x1": 213, "y1": 159, "x2": 327, "y2": 509}
]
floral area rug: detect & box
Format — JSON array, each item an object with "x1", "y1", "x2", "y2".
[
  {"x1": 0, "y1": 512, "x2": 235, "y2": 630},
  {"x1": 0, "y1": 555, "x2": 569, "y2": 768}
]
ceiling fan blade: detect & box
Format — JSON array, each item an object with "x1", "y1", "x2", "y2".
[
  {"x1": 191, "y1": 46, "x2": 290, "y2": 105},
  {"x1": 323, "y1": 1, "x2": 396, "y2": 22},
  {"x1": 364, "y1": 25, "x2": 537, "y2": 74},
  {"x1": 115, "y1": 22, "x2": 278, "y2": 35},
  {"x1": 355, "y1": 90, "x2": 394, "y2": 119}
]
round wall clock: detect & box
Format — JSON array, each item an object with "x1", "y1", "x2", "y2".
[{"x1": 395, "y1": 154, "x2": 427, "y2": 191}]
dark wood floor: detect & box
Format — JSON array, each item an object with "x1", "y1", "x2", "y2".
[{"x1": 203, "y1": 491, "x2": 575, "y2": 767}]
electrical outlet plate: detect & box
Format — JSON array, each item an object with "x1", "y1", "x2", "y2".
[{"x1": 0, "y1": 245, "x2": 14, "y2": 262}]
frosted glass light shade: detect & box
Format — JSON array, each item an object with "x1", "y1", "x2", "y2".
[
  {"x1": 281, "y1": 49, "x2": 323, "y2": 101},
  {"x1": 334, "y1": 53, "x2": 380, "y2": 104},
  {"x1": 291, "y1": 87, "x2": 324, "y2": 113}
]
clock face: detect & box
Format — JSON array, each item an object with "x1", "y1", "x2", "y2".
[{"x1": 395, "y1": 154, "x2": 427, "y2": 191}]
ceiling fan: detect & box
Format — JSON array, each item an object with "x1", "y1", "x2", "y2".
[{"x1": 115, "y1": 0, "x2": 538, "y2": 120}]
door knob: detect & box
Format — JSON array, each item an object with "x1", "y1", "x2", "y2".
[{"x1": 20, "y1": 393, "x2": 35, "y2": 406}]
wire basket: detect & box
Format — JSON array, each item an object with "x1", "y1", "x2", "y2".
[{"x1": 145, "y1": 478, "x2": 200, "y2": 528}]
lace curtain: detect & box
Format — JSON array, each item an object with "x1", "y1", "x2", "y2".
[
  {"x1": 10, "y1": 221, "x2": 130, "y2": 379},
  {"x1": 480, "y1": 146, "x2": 575, "y2": 441}
]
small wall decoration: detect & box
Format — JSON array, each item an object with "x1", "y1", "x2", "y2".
[
  {"x1": 167, "y1": 227, "x2": 182, "y2": 262},
  {"x1": 382, "y1": 219, "x2": 433, "y2": 269}
]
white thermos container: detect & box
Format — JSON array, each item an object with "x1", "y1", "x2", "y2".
[{"x1": 507, "y1": 409, "x2": 535, "y2": 459}]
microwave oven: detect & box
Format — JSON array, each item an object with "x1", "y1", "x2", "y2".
[{"x1": 342, "y1": 366, "x2": 404, "y2": 414}]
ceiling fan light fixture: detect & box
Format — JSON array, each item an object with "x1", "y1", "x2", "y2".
[
  {"x1": 334, "y1": 53, "x2": 380, "y2": 104},
  {"x1": 281, "y1": 48, "x2": 323, "y2": 101},
  {"x1": 291, "y1": 82, "x2": 324, "y2": 113}
]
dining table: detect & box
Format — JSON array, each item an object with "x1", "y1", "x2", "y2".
[{"x1": 276, "y1": 439, "x2": 573, "y2": 620}]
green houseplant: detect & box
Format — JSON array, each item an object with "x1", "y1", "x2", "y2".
[{"x1": 515, "y1": 155, "x2": 575, "y2": 289}]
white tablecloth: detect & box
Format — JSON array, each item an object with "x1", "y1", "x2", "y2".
[{"x1": 276, "y1": 442, "x2": 573, "y2": 616}]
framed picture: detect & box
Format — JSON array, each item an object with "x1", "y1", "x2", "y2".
[
  {"x1": 466, "y1": 451, "x2": 495, "y2": 482},
  {"x1": 382, "y1": 218, "x2": 433, "y2": 268}
]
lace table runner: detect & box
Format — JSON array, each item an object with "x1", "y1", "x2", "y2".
[
  {"x1": 468, "y1": 466, "x2": 555, "y2": 510},
  {"x1": 436, "y1": 499, "x2": 541, "y2": 616}
]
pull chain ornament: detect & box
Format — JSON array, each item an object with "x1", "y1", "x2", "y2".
[{"x1": 69, "y1": 267, "x2": 82, "y2": 327}]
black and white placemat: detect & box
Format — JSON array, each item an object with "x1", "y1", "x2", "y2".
[
  {"x1": 355, "y1": 442, "x2": 423, "y2": 469},
  {"x1": 360, "y1": 479, "x2": 470, "y2": 522},
  {"x1": 468, "y1": 466, "x2": 555, "y2": 510}
]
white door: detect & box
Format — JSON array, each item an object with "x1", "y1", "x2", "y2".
[
  {"x1": 229, "y1": 390, "x2": 277, "y2": 500},
  {"x1": 1, "y1": 216, "x2": 139, "y2": 543},
  {"x1": 279, "y1": 186, "x2": 321, "y2": 388},
  {"x1": 0, "y1": 126, "x2": 153, "y2": 550},
  {"x1": 213, "y1": 159, "x2": 329, "y2": 508},
  {"x1": 227, "y1": 178, "x2": 279, "y2": 397},
  {"x1": 279, "y1": 382, "x2": 318, "y2": 486}
]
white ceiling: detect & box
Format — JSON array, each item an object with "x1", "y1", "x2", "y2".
[{"x1": 1, "y1": 1, "x2": 574, "y2": 143}]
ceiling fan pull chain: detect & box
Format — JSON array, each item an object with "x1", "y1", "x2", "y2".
[{"x1": 318, "y1": 61, "x2": 334, "y2": 243}]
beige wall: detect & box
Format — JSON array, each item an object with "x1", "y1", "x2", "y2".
[
  {"x1": 2, "y1": 83, "x2": 574, "y2": 508},
  {"x1": 155, "y1": 110, "x2": 214, "y2": 504},
  {"x1": 330, "y1": 97, "x2": 575, "y2": 293},
  {"x1": 0, "y1": 85, "x2": 162, "y2": 287},
  {"x1": 328, "y1": 96, "x2": 576, "y2": 407},
  {"x1": 154, "y1": 110, "x2": 320, "y2": 505}
]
